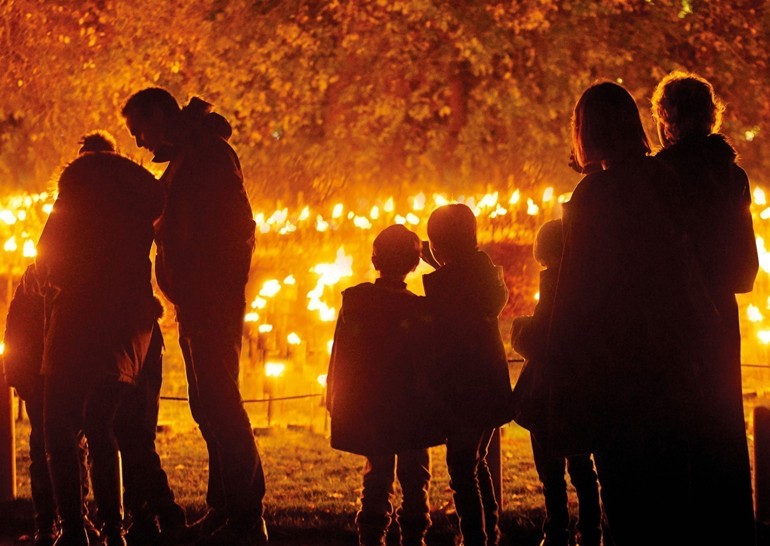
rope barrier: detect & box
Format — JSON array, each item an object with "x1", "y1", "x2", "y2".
[{"x1": 159, "y1": 393, "x2": 323, "y2": 403}]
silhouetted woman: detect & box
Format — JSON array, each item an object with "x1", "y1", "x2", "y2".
[
  {"x1": 652, "y1": 71, "x2": 758, "y2": 546},
  {"x1": 37, "y1": 132, "x2": 163, "y2": 546},
  {"x1": 542, "y1": 82, "x2": 714, "y2": 546}
]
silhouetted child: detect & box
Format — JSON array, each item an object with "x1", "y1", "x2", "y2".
[
  {"x1": 423, "y1": 203, "x2": 515, "y2": 546},
  {"x1": 511, "y1": 219, "x2": 602, "y2": 546},
  {"x1": 1, "y1": 263, "x2": 95, "y2": 546},
  {"x1": 327, "y1": 224, "x2": 445, "y2": 546}
]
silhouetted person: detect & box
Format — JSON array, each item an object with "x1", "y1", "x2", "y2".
[
  {"x1": 511, "y1": 220, "x2": 601, "y2": 546},
  {"x1": 652, "y1": 71, "x2": 759, "y2": 546},
  {"x1": 423, "y1": 204, "x2": 515, "y2": 546},
  {"x1": 327, "y1": 225, "x2": 445, "y2": 546},
  {"x1": 2, "y1": 264, "x2": 96, "y2": 546},
  {"x1": 36, "y1": 131, "x2": 164, "y2": 546},
  {"x1": 121, "y1": 88, "x2": 265, "y2": 546},
  {"x1": 543, "y1": 82, "x2": 718, "y2": 546}
]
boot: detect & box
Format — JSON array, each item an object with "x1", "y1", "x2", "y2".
[
  {"x1": 398, "y1": 513, "x2": 430, "y2": 546},
  {"x1": 33, "y1": 527, "x2": 58, "y2": 546},
  {"x1": 48, "y1": 454, "x2": 88, "y2": 546},
  {"x1": 90, "y1": 453, "x2": 126, "y2": 546},
  {"x1": 356, "y1": 511, "x2": 390, "y2": 546}
]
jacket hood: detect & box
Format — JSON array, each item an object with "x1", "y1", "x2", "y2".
[{"x1": 153, "y1": 97, "x2": 233, "y2": 162}]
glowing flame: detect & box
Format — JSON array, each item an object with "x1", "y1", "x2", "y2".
[
  {"x1": 327, "y1": 339, "x2": 334, "y2": 354},
  {"x1": 258, "y1": 324, "x2": 273, "y2": 333},
  {"x1": 759, "y1": 331, "x2": 770, "y2": 345},
  {"x1": 526, "y1": 198, "x2": 540, "y2": 216},
  {"x1": 332, "y1": 203, "x2": 344, "y2": 219},
  {"x1": 384, "y1": 197, "x2": 394, "y2": 213},
  {"x1": 244, "y1": 312, "x2": 259, "y2": 323},
  {"x1": 413, "y1": 193, "x2": 426, "y2": 211},
  {"x1": 22, "y1": 239, "x2": 36, "y2": 258},
  {"x1": 370, "y1": 206, "x2": 380, "y2": 220},
  {"x1": 509, "y1": 190, "x2": 521, "y2": 205},
  {"x1": 317, "y1": 374, "x2": 327, "y2": 388},
  {"x1": 4, "y1": 236, "x2": 17, "y2": 252},
  {"x1": 260, "y1": 279, "x2": 281, "y2": 297},
  {"x1": 287, "y1": 332, "x2": 301, "y2": 345},
  {"x1": 265, "y1": 361, "x2": 285, "y2": 378},
  {"x1": 747, "y1": 304, "x2": 763, "y2": 322},
  {"x1": 542, "y1": 187, "x2": 554, "y2": 202},
  {"x1": 755, "y1": 188, "x2": 767, "y2": 206},
  {"x1": 298, "y1": 206, "x2": 310, "y2": 221},
  {"x1": 283, "y1": 275, "x2": 296, "y2": 285},
  {"x1": 0, "y1": 210, "x2": 17, "y2": 225}
]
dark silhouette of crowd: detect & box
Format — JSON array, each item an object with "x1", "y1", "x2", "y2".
[{"x1": 0, "y1": 71, "x2": 761, "y2": 546}]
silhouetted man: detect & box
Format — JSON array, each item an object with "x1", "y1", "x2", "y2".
[{"x1": 122, "y1": 88, "x2": 265, "y2": 546}]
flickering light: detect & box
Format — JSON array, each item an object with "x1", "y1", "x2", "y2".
[
  {"x1": 298, "y1": 206, "x2": 310, "y2": 221},
  {"x1": 755, "y1": 187, "x2": 766, "y2": 206},
  {"x1": 260, "y1": 279, "x2": 281, "y2": 297},
  {"x1": 761, "y1": 208, "x2": 770, "y2": 220},
  {"x1": 526, "y1": 198, "x2": 540, "y2": 216},
  {"x1": 509, "y1": 190, "x2": 521, "y2": 205},
  {"x1": 317, "y1": 374, "x2": 327, "y2": 388},
  {"x1": 4, "y1": 237, "x2": 17, "y2": 252},
  {"x1": 394, "y1": 215, "x2": 406, "y2": 225},
  {"x1": 332, "y1": 203, "x2": 344, "y2": 219},
  {"x1": 384, "y1": 197, "x2": 394, "y2": 213},
  {"x1": 258, "y1": 324, "x2": 273, "y2": 333},
  {"x1": 283, "y1": 275, "x2": 296, "y2": 285},
  {"x1": 287, "y1": 332, "x2": 301, "y2": 345},
  {"x1": 534, "y1": 291, "x2": 540, "y2": 301},
  {"x1": 316, "y1": 216, "x2": 329, "y2": 232},
  {"x1": 327, "y1": 339, "x2": 334, "y2": 354},
  {"x1": 405, "y1": 213, "x2": 420, "y2": 225},
  {"x1": 433, "y1": 193, "x2": 449, "y2": 207},
  {"x1": 542, "y1": 187, "x2": 554, "y2": 202},
  {"x1": 252, "y1": 297, "x2": 267, "y2": 309},
  {"x1": 353, "y1": 216, "x2": 372, "y2": 229},
  {"x1": 265, "y1": 361, "x2": 285, "y2": 378},
  {"x1": 413, "y1": 193, "x2": 426, "y2": 211},
  {"x1": 759, "y1": 330, "x2": 770, "y2": 345},
  {"x1": 0, "y1": 342, "x2": 4, "y2": 355},
  {"x1": 747, "y1": 304, "x2": 763, "y2": 322},
  {"x1": 22, "y1": 239, "x2": 36, "y2": 258},
  {"x1": 370, "y1": 206, "x2": 380, "y2": 220},
  {"x1": 244, "y1": 312, "x2": 259, "y2": 323},
  {"x1": 0, "y1": 210, "x2": 16, "y2": 225}
]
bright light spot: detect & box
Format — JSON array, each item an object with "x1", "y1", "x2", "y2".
[
  {"x1": 413, "y1": 193, "x2": 426, "y2": 211},
  {"x1": 746, "y1": 130, "x2": 756, "y2": 142},
  {"x1": 252, "y1": 297, "x2": 267, "y2": 309},
  {"x1": 317, "y1": 374, "x2": 327, "y2": 388},
  {"x1": 526, "y1": 198, "x2": 540, "y2": 216},
  {"x1": 332, "y1": 203, "x2": 344, "y2": 219},
  {"x1": 327, "y1": 339, "x2": 334, "y2": 355},
  {"x1": 22, "y1": 240, "x2": 36, "y2": 258},
  {"x1": 755, "y1": 188, "x2": 766, "y2": 206},
  {"x1": 760, "y1": 208, "x2": 770, "y2": 220},
  {"x1": 0, "y1": 342, "x2": 4, "y2": 355},
  {"x1": 405, "y1": 213, "x2": 420, "y2": 225},
  {"x1": 260, "y1": 279, "x2": 281, "y2": 297},
  {"x1": 394, "y1": 215, "x2": 406, "y2": 225},
  {"x1": 354, "y1": 216, "x2": 372, "y2": 229},
  {"x1": 298, "y1": 206, "x2": 310, "y2": 221},
  {"x1": 0, "y1": 210, "x2": 16, "y2": 225},
  {"x1": 265, "y1": 361, "x2": 285, "y2": 378},
  {"x1": 384, "y1": 197, "x2": 394, "y2": 213},
  {"x1": 558, "y1": 192, "x2": 572, "y2": 203},
  {"x1": 370, "y1": 206, "x2": 380, "y2": 220},
  {"x1": 347, "y1": 211, "x2": 355, "y2": 220},
  {"x1": 542, "y1": 187, "x2": 554, "y2": 202},
  {"x1": 4, "y1": 237, "x2": 17, "y2": 252},
  {"x1": 433, "y1": 193, "x2": 449, "y2": 207},
  {"x1": 479, "y1": 192, "x2": 498, "y2": 209},
  {"x1": 287, "y1": 332, "x2": 301, "y2": 345},
  {"x1": 616, "y1": 77, "x2": 624, "y2": 84},
  {"x1": 283, "y1": 275, "x2": 296, "y2": 285},
  {"x1": 16, "y1": 210, "x2": 26, "y2": 221},
  {"x1": 258, "y1": 324, "x2": 273, "y2": 333},
  {"x1": 759, "y1": 330, "x2": 770, "y2": 345},
  {"x1": 316, "y1": 215, "x2": 329, "y2": 232},
  {"x1": 748, "y1": 304, "x2": 763, "y2": 322},
  {"x1": 509, "y1": 190, "x2": 521, "y2": 205},
  {"x1": 758, "y1": 237, "x2": 770, "y2": 273},
  {"x1": 244, "y1": 312, "x2": 259, "y2": 323},
  {"x1": 534, "y1": 291, "x2": 540, "y2": 301}
]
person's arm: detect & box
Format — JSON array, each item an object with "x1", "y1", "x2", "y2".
[{"x1": 728, "y1": 166, "x2": 759, "y2": 294}]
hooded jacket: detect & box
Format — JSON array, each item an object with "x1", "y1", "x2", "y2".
[
  {"x1": 422, "y1": 250, "x2": 515, "y2": 431},
  {"x1": 36, "y1": 151, "x2": 164, "y2": 383},
  {"x1": 327, "y1": 278, "x2": 446, "y2": 455},
  {"x1": 154, "y1": 98, "x2": 256, "y2": 321}
]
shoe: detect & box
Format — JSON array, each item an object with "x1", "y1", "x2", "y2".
[
  {"x1": 195, "y1": 517, "x2": 268, "y2": 546},
  {"x1": 180, "y1": 509, "x2": 227, "y2": 543},
  {"x1": 126, "y1": 518, "x2": 161, "y2": 546},
  {"x1": 34, "y1": 529, "x2": 58, "y2": 546},
  {"x1": 53, "y1": 527, "x2": 89, "y2": 546}
]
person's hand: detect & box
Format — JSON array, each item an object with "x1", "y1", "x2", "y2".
[{"x1": 420, "y1": 240, "x2": 440, "y2": 269}]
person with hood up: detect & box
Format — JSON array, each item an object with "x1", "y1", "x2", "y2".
[
  {"x1": 121, "y1": 88, "x2": 265, "y2": 546},
  {"x1": 652, "y1": 71, "x2": 759, "y2": 546},
  {"x1": 36, "y1": 131, "x2": 165, "y2": 546}
]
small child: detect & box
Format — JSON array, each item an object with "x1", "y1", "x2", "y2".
[
  {"x1": 422, "y1": 203, "x2": 515, "y2": 546},
  {"x1": 327, "y1": 224, "x2": 446, "y2": 546},
  {"x1": 511, "y1": 219, "x2": 602, "y2": 546}
]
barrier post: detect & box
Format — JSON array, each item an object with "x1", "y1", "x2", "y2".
[{"x1": 0, "y1": 374, "x2": 15, "y2": 501}]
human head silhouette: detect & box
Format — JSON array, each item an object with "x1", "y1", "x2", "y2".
[
  {"x1": 426, "y1": 203, "x2": 478, "y2": 266},
  {"x1": 533, "y1": 219, "x2": 563, "y2": 270},
  {"x1": 122, "y1": 87, "x2": 181, "y2": 154},
  {"x1": 371, "y1": 224, "x2": 422, "y2": 279}
]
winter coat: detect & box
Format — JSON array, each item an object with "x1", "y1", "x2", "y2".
[
  {"x1": 422, "y1": 250, "x2": 515, "y2": 431},
  {"x1": 656, "y1": 134, "x2": 758, "y2": 544},
  {"x1": 36, "y1": 151, "x2": 164, "y2": 384},
  {"x1": 1, "y1": 264, "x2": 44, "y2": 400},
  {"x1": 542, "y1": 156, "x2": 715, "y2": 456},
  {"x1": 154, "y1": 97, "x2": 256, "y2": 323},
  {"x1": 327, "y1": 278, "x2": 447, "y2": 456}
]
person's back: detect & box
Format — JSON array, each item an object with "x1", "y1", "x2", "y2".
[
  {"x1": 327, "y1": 224, "x2": 444, "y2": 546},
  {"x1": 511, "y1": 220, "x2": 602, "y2": 546},
  {"x1": 652, "y1": 70, "x2": 758, "y2": 546},
  {"x1": 422, "y1": 203, "x2": 513, "y2": 546}
]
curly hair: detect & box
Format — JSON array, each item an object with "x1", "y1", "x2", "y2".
[
  {"x1": 651, "y1": 71, "x2": 724, "y2": 143},
  {"x1": 78, "y1": 130, "x2": 116, "y2": 153}
]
